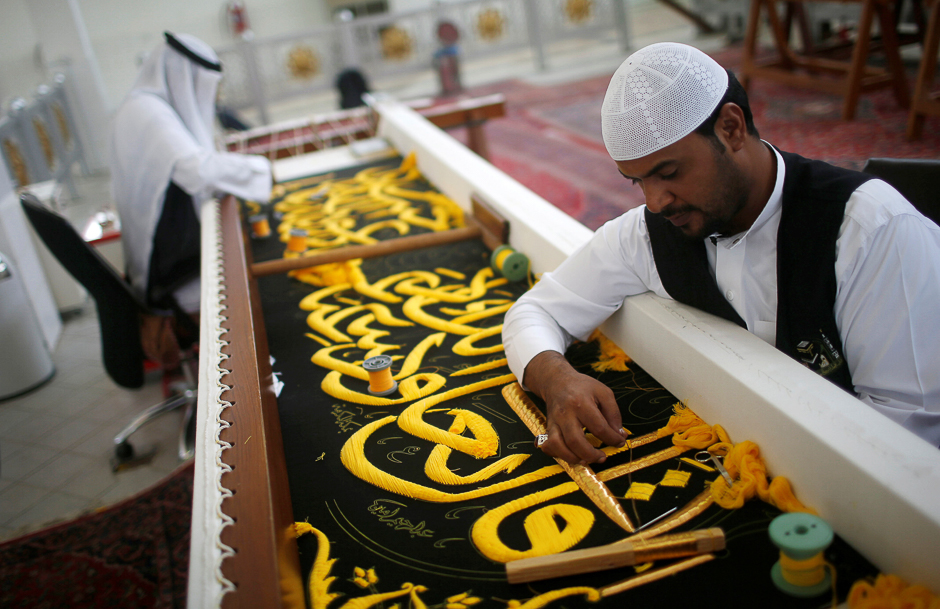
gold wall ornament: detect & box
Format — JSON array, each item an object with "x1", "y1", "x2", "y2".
[
  {"x1": 287, "y1": 44, "x2": 320, "y2": 80},
  {"x1": 52, "y1": 103, "x2": 71, "y2": 147},
  {"x1": 565, "y1": 0, "x2": 593, "y2": 23},
  {"x1": 476, "y1": 8, "x2": 505, "y2": 41},
  {"x1": 33, "y1": 118, "x2": 55, "y2": 170},
  {"x1": 380, "y1": 26, "x2": 413, "y2": 61},
  {"x1": 2, "y1": 139, "x2": 29, "y2": 186}
]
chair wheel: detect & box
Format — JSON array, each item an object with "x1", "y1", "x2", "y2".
[{"x1": 115, "y1": 441, "x2": 134, "y2": 461}]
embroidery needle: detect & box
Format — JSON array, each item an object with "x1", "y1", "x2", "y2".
[
  {"x1": 502, "y1": 382, "x2": 636, "y2": 533},
  {"x1": 634, "y1": 506, "x2": 678, "y2": 532}
]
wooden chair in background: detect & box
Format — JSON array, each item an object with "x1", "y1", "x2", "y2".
[
  {"x1": 740, "y1": 0, "x2": 911, "y2": 120},
  {"x1": 907, "y1": 0, "x2": 940, "y2": 138}
]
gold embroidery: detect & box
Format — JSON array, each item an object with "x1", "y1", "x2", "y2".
[
  {"x1": 624, "y1": 482, "x2": 657, "y2": 501},
  {"x1": 660, "y1": 469, "x2": 692, "y2": 488}
]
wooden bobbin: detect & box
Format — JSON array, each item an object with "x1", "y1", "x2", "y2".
[
  {"x1": 287, "y1": 228, "x2": 308, "y2": 252},
  {"x1": 363, "y1": 355, "x2": 398, "y2": 396},
  {"x1": 769, "y1": 513, "x2": 833, "y2": 597},
  {"x1": 249, "y1": 214, "x2": 271, "y2": 239},
  {"x1": 490, "y1": 244, "x2": 528, "y2": 282}
]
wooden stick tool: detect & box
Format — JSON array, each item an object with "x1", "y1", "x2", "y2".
[
  {"x1": 501, "y1": 382, "x2": 635, "y2": 533},
  {"x1": 505, "y1": 528, "x2": 725, "y2": 584}
]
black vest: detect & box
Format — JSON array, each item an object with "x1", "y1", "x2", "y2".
[{"x1": 644, "y1": 150, "x2": 871, "y2": 393}]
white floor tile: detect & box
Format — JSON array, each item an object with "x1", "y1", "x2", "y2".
[{"x1": 0, "y1": 482, "x2": 50, "y2": 524}]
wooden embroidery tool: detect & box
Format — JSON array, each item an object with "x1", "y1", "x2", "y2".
[
  {"x1": 501, "y1": 382, "x2": 636, "y2": 533},
  {"x1": 505, "y1": 528, "x2": 726, "y2": 583},
  {"x1": 250, "y1": 195, "x2": 508, "y2": 277}
]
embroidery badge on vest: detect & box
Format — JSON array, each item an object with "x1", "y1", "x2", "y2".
[{"x1": 795, "y1": 330, "x2": 845, "y2": 378}]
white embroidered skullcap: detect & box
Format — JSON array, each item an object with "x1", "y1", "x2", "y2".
[{"x1": 601, "y1": 42, "x2": 728, "y2": 161}]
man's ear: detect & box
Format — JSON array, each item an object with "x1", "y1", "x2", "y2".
[{"x1": 715, "y1": 103, "x2": 748, "y2": 152}]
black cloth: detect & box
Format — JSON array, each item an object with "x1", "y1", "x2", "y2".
[
  {"x1": 645, "y1": 150, "x2": 871, "y2": 393},
  {"x1": 147, "y1": 181, "x2": 201, "y2": 312}
]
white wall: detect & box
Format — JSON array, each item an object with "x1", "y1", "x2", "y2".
[{"x1": 79, "y1": 0, "x2": 334, "y2": 109}]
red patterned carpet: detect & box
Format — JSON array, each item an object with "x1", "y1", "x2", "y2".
[
  {"x1": 461, "y1": 42, "x2": 940, "y2": 229},
  {"x1": 0, "y1": 462, "x2": 192, "y2": 609}
]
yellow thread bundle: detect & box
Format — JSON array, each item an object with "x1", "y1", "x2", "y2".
[
  {"x1": 588, "y1": 330, "x2": 633, "y2": 372},
  {"x1": 711, "y1": 440, "x2": 816, "y2": 514},
  {"x1": 848, "y1": 574, "x2": 940, "y2": 609}
]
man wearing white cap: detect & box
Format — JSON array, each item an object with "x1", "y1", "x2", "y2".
[
  {"x1": 502, "y1": 42, "x2": 940, "y2": 463},
  {"x1": 110, "y1": 32, "x2": 272, "y2": 366}
]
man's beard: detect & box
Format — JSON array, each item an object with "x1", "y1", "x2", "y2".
[{"x1": 676, "y1": 149, "x2": 751, "y2": 241}]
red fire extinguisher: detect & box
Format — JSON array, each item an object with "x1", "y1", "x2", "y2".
[{"x1": 226, "y1": 1, "x2": 250, "y2": 37}]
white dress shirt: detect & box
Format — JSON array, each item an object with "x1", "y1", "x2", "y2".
[{"x1": 503, "y1": 146, "x2": 940, "y2": 446}]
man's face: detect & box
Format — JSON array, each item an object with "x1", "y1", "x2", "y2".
[{"x1": 615, "y1": 132, "x2": 752, "y2": 240}]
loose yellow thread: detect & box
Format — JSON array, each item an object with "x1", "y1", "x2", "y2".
[
  {"x1": 660, "y1": 469, "x2": 691, "y2": 488},
  {"x1": 588, "y1": 329, "x2": 632, "y2": 372},
  {"x1": 624, "y1": 482, "x2": 657, "y2": 501},
  {"x1": 848, "y1": 574, "x2": 940, "y2": 609},
  {"x1": 710, "y1": 440, "x2": 817, "y2": 514}
]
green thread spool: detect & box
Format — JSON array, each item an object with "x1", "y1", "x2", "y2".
[
  {"x1": 768, "y1": 512, "x2": 833, "y2": 597},
  {"x1": 490, "y1": 245, "x2": 528, "y2": 282}
]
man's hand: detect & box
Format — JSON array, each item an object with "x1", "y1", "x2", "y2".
[{"x1": 523, "y1": 350, "x2": 626, "y2": 465}]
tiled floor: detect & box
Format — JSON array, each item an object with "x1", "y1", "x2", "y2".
[{"x1": 0, "y1": 172, "x2": 188, "y2": 543}]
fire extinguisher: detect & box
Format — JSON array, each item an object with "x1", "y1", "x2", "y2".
[{"x1": 226, "y1": 1, "x2": 249, "y2": 37}]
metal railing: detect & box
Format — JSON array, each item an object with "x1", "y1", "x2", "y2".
[{"x1": 216, "y1": 0, "x2": 631, "y2": 123}]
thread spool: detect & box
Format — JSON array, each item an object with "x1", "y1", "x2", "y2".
[
  {"x1": 249, "y1": 214, "x2": 271, "y2": 239},
  {"x1": 363, "y1": 355, "x2": 398, "y2": 396},
  {"x1": 287, "y1": 228, "x2": 308, "y2": 253},
  {"x1": 490, "y1": 245, "x2": 528, "y2": 282},
  {"x1": 769, "y1": 513, "x2": 833, "y2": 597}
]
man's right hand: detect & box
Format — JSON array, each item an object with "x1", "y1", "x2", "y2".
[{"x1": 522, "y1": 350, "x2": 626, "y2": 465}]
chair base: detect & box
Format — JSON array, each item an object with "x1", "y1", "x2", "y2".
[{"x1": 111, "y1": 357, "x2": 198, "y2": 472}]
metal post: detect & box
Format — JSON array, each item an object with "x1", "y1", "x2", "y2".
[
  {"x1": 523, "y1": 0, "x2": 547, "y2": 72},
  {"x1": 239, "y1": 34, "x2": 270, "y2": 126},
  {"x1": 613, "y1": 0, "x2": 633, "y2": 52}
]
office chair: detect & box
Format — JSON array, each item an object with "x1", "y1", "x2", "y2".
[
  {"x1": 863, "y1": 158, "x2": 940, "y2": 225},
  {"x1": 20, "y1": 192, "x2": 196, "y2": 470}
]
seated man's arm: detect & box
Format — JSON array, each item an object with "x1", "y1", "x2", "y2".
[
  {"x1": 503, "y1": 209, "x2": 661, "y2": 463},
  {"x1": 173, "y1": 149, "x2": 273, "y2": 204},
  {"x1": 837, "y1": 182, "x2": 940, "y2": 446}
]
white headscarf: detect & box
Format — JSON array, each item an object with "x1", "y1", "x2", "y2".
[{"x1": 110, "y1": 33, "x2": 271, "y2": 308}]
